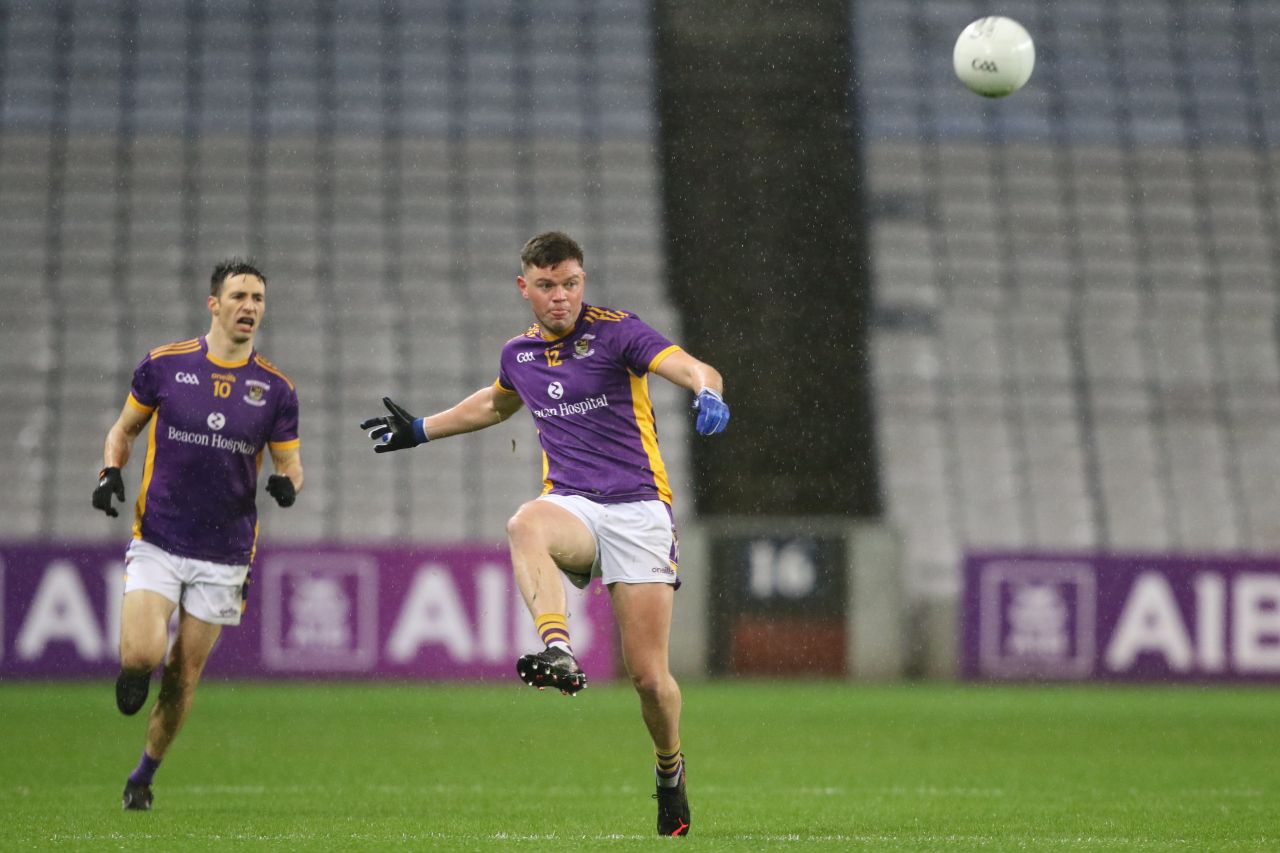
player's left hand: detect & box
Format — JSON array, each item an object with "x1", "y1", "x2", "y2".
[
  {"x1": 692, "y1": 389, "x2": 730, "y2": 435},
  {"x1": 266, "y1": 474, "x2": 296, "y2": 507},
  {"x1": 92, "y1": 467, "x2": 126, "y2": 517}
]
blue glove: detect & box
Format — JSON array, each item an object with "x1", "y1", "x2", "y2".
[{"x1": 692, "y1": 389, "x2": 729, "y2": 435}]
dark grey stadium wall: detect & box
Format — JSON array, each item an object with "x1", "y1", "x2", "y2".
[{"x1": 653, "y1": 0, "x2": 881, "y2": 518}]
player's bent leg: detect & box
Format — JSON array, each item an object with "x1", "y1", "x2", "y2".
[
  {"x1": 508, "y1": 499, "x2": 596, "y2": 694},
  {"x1": 117, "y1": 590, "x2": 178, "y2": 716},
  {"x1": 608, "y1": 582, "x2": 689, "y2": 836}
]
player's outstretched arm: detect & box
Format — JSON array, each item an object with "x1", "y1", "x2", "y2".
[
  {"x1": 93, "y1": 400, "x2": 151, "y2": 517},
  {"x1": 361, "y1": 385, "x2": 523, "y2": 453},
  {"x1": 652, "y1": 349, "x2": 729, "y2": 435}
]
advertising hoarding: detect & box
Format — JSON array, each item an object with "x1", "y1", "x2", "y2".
[{"x1": 0, "y1": 542, "x2": 614, "y2": 681}]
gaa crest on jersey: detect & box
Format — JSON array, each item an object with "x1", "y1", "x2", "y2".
[
  {"x1": 243, "y1": 379, "x2": 270, "y2": 407},
  {"x1": 573, "y1": 334, "x2": 596, "y2": 360}
]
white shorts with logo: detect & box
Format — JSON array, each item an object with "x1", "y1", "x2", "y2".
[
  {"x1": 538, "y1": 494, "x2": 680, "y2": 588},
  {"x1": 124, "y1": 539, "x2": 250, "y2": 626}
]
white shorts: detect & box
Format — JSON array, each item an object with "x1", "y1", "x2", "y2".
[
  {"x1": 124, "y1": 539, "x2": 250, "y2": 626},
  {"x1": 538, "y1": 494, "x2": 680, "y2": 589}
]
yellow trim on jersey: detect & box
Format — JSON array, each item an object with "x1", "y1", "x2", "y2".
[
  {"x1": 253, "y1": 354, "x2": 296, "y2": 391},
  {"x1": 629, "y1": 372, "x2": 673, "y2": 505},
  {"x1": 206, "y1": 351, "x2": 250, "y2": 369},
  {"x1": 251, "y1": 450, "x2": 265, "y2": 562},
  {"x1": 648, "y1": 345, "x2": 682, "y2": 373},
  {"x1": 583, "y1": 306, "x2": 630, "y2": 323},
  {"x1": 268, "y1": 438, "x2": 300, "y2": 451},
  {"x1": 148, "y1": 338, "x2": 201, "y2": 358},
  {"x1": 131, "y1": 415, "x2": 160, "y2": 539},
  {"x1": 540, "y1": 448, "x2": 553, "y2": 495},
  {"x1": 126, "y1": 393, "x2": 155, "y2": 414},
  {"x1": 494, "y1": 378, "x2": 519, "y2": 395},
  {"x1": 539, "y1": 325, "x2": 573, "y2": 342}
]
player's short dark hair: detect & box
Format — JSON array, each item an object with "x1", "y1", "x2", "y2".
[
  {"x1": 520, "y1": 232, "x2": 584, "y2": 270},
  {"x1": 211, "y1": 258, "x2": 267, "y2": 296}
]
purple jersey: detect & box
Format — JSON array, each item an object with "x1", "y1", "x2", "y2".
[
  {"x1": 126, "y1": 336, "x2": 300, "y2": 564},
  {"x1": 497, "y1": 304, "x2": 681, "y2": 505}
]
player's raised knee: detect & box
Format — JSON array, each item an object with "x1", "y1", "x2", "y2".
[
  {"x1": 119, "y1": 644, "x2": 163, "y2": 674},
  {"x1": 506, "y1": 500, "x2": 548, "y2": 545}
]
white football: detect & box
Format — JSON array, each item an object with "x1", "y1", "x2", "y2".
[{"x1": 953, "y1": 16, "x2": 1035, "y2": 98}]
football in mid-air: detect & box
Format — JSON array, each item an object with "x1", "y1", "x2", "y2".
[{"x1": 953, "y1": 16, "x2": 1035, "y2": 98}]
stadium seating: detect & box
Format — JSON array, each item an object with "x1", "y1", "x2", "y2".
[
  {"x1": 858, "y1": 0, "x2": 1280, "y2": 599},
  {"x1": 0, "y1": 0, "x2": 685, "y2": 542}
]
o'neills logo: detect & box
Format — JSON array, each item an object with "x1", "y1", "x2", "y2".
[{"x1": 532, "y1": 394, "x2": 609, "y2": 419}]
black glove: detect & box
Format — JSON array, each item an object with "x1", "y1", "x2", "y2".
[
  {"x1": 92, "y1": 467, "x2": 126, "y2": 517},
  {"x1": 360, "y1": 397, "x2": 428, "y2": 453},
  {"x1": 266, "y1": 474, "x2": 296, "y2": 507}
]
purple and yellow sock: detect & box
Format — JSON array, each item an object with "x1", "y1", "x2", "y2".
[
  {"x1": 535, "y1": 613, "x2": 572, "y2": 653},
  {"x1": 656, "y1": 744, "x2": 683, "y2": 788},
  {"x1": 128, "y1": 751, "x2": 161, "y2": 786}
]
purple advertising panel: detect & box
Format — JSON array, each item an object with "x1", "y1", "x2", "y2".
[
  {"x1": 0, "y1": 542, "x2": 614, "y2": 681},
  {"x1": 962, "y1": 552, "x2": 1280, "y2": 682}
]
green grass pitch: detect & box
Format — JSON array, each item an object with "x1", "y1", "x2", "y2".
[{"x1": 2, "y1": 680, "x2": 1276, "y2": 850}]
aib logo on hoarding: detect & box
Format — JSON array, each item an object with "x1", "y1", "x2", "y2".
[{"x1": 971, "y1": 555, "x2": 1280, "y2": 681}]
